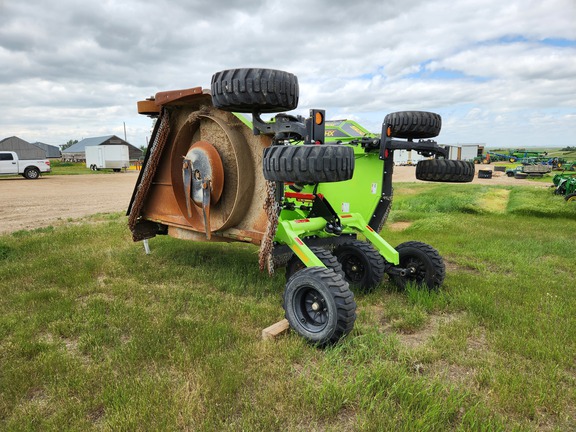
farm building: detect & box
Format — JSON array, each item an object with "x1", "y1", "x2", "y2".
[
  {"x1": 393, "y1": 149, "x2": 429, "y2": 165},
  {"x1": 62, "y1": 135, "x2": 142, "y2": 162},
  {"x1": 394, "y1": 144, "x2": 485, "y2": 165},
  {"x1": 31, "y1": 142, "x2": 62, "y2": 158},
  {"x1": 0, "y1": 136, "x2": 62, "y2": 159},
  {"x1": 446, "y1": 144, "x2": 484, "y2": 161},
  {"x1": 1, "y1": 136, "x2": 51, "y2": 159}
]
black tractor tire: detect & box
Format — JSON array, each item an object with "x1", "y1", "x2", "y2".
[
  {"x1": 285, "y1": 247, "x2": 345, "y2": 282},
  {"x1": 333, "y1": 240, "x2": 385, "y2": 292},
  {"x1": 390, "y1": 241, "x2": 446, "y2": 290},
  {"x1": 416, "y1": 159, "x2": 475, "y2": 182},
  {"x1": 211, "y1": 68, "x2": 299, "y2": 113},
  {"x1": 23, "y1": 167, "x2": 40, "y2": 179},
  {"x1": 263, "y1": 145, "x2": 354, "y2": 183},
  {"x1": 284, "y1": 267, "x2": 356, "y2": 346},
  {"x1": 384, "y1": 111, "x2": 442, "y2": 139},
  {"x1": 506, "y1": 171, "x2": 515, "y2": 177},
  {"x1": 554, "y1": 185, "x2": 566, "y2": 195},
  {"x1": 565, "y1": 193, "x2": 576, "y2": 202}
]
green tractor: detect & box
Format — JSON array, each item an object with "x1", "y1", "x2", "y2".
[
  {"x1": 552, "y1": 172, "x2": 576, "y2": 201},
  {"x1": 128, "y1": 68, "x2": 475, "y2": 346}
]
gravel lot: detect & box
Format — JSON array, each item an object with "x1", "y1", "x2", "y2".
[
  {"x1": 0, "y1": 171, "x2": 140, "y2": 234},
  {"x1": 0, "y1": 165, "x2": 543, "y2": 235}
]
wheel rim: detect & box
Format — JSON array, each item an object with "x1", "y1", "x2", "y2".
[
  {"x1": 402, "y1": 256, "x2": 428, "y2": 283},
  {"x1": 293, "y1": 286, "x2": 329, "y2": 333},
  {"x1": 340, "y1": 253, "x2": 365, "y2": 284}
]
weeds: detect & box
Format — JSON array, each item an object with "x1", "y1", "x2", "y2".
[{"x1": 1, "y1": 183, "x2": 575, "y2": 430}]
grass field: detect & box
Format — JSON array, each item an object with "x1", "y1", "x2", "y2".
[
  {"x1": 1, "y1": 183, "x2": 575, "y2": 430},
  {"x1": 43, "y1": 161, "x2": 104, "y2": 176},
  {"x1": 45, "y1": 161, "x2": 141, "y2": 175}
]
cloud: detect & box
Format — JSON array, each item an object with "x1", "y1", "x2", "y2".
[{"x1": 0, "y1": 0, "x2": 575, "y2": 147}]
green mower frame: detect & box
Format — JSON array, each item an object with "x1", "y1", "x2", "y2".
[{"x1": 129, "y1": 68, "x2": 475, "y2": 346}]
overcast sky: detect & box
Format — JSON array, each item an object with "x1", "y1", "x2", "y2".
[{"x1": 1, "y1": 0, "x2": 575, "y2": 149}]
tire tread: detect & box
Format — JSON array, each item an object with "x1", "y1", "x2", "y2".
[
  {"x1": 384, "y1": 111, "x2": 442, "y2": 139},
  {"x1": 416, "y1": 159, "x2": 475, "y2": 182},
  {"x1": 333, "y1": 240, "x2": 385, "y2": 291},
  {"x1": 284, "y1": 267, "x2": 356, "y2": 346},
  {"x1": 263, "y1": 145, "x2": 354, "y2": 183},
  {"x1": 211, "y1": 68, "x2": 299, "y2": 113},
  {"x1": 391, "y1": 241, "x2": 445, "y2": 289}
]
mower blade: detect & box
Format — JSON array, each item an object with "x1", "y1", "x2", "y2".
[
  {"x1": 182, "y1": 159, "x2": 193, "y2": 218},
  {"x1": 202, "y1": 179, "x2": 212, "y2": 239}
]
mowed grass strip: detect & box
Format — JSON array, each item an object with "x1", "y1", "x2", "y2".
[{"x1": 0, "y1": 183, "x2": 575, "y2": 430}]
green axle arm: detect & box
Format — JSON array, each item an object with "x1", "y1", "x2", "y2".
[{"x1": 275, "y1": 213, "x2": 399, "y2": 268}]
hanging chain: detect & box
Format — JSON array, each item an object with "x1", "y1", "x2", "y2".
[
  {"x1": 377, "y1": 189, "x2": 394, "y2": 233},
  {"x1": 259, "y1": 180, "x2": 280, "y2": 275}
]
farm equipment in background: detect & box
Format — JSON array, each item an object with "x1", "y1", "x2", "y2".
[
  {"x1": 474, "y1": 151, "x2": 515, "y2": 164},
  {"x1": 127, "y1": 68, "x2": 475, "y2": 346},
  {"x1": 509, "y1": 149, "x2": 547, "y2": 161},
  {"x1": 552, "y1": 172, "x2": 576, "y2": 201},
  {"x1": 506, "y1": 164, "x2": 552, "y2": 179},
  {"x1": 476, "y1": 150, "x2": 550, "y2": 165},
  {"x1": 552, "y1": 159, "x2": 575, "y2": 171},
  {"x1": 487, "y1": 151, "x2": 514, "y2": 163}
]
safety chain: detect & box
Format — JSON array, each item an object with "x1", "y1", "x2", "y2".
[
  {"x1": 259, "y1": 180, "x2": 280, "y2": 274},
  {"x1": 128, "y1": 109, "x2": 171, "y2": 235},
  {"x1": 376, "y1": 189, "x2": 393, "y2": 233}
]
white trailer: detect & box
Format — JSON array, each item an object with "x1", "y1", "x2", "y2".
[
  {"x1": 86, "y1": 145, "x2": 129, "y2": 172},
  {"x1": 393, "y1": 149, "x2": 428, "y2": 166}
]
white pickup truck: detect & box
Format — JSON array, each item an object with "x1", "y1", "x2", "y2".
[{"x1": 0, "y1": 151, "x2": 51, "y2": 179}]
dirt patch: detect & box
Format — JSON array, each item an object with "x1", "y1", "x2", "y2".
[
  {"x1": 393, "y1": 312, "x2": 463, "y2": 349},
  {"x1": 476, "y1": 188, "x2": 511, "y2": 213},
  {"x1": 444, "y1": 259, "x2": 481, "y2": 275},
  {"x1": 424, "y1": 359, "x2": 476, "y2": 385},
  {"x1": 0, "y1": 172, "x2": 139, "y2": 235},
  {"x1": 387, "y1": 221, "x2": 413, "y2": 231},
  {"x1": 423, "y1": 330, "x2": 491, "y2": 385}
]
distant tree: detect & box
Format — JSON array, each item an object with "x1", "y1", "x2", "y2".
[
  {"x1": 560, "y1": 146, "x2": 576, "y2": 151},
  {"x1": 139, "y1": 145, "x2": 148, "y2": 158},
  {"x1": 60, "y1": 139, "x2": 78, "y2": 151}
]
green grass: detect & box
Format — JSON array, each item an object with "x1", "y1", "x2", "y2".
[
  {"x1": 45, "y1": 160, "x2": 126, "y2": 175},
  {"x1": 1, "y1": 184, "x2": 575, "y2": 430}
]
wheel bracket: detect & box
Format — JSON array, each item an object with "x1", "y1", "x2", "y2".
[{"x1": 385, "y1": 266, "x2": 413, "y2": 277}]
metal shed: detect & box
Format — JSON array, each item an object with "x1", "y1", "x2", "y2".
[
  {"x1": 62, "y1": 135, "x2": 143, "y2": 162},
  {"x1": 31, "y1": 142, "x2": 62, "y2": 158},
  {"x1": 0, "y1": 136, "x2": 46, "y2": 159}
]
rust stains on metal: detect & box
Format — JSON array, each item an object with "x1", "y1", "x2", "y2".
[
  {"x1": 137, "y1": 99, "x2": 160, "y2": 116},
  {"x1": 155, "y1": 87, "x2": 205, "y2": 107},
  {"x1": 130, "y1": 91, "x2": 272, "y2": 245}
]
